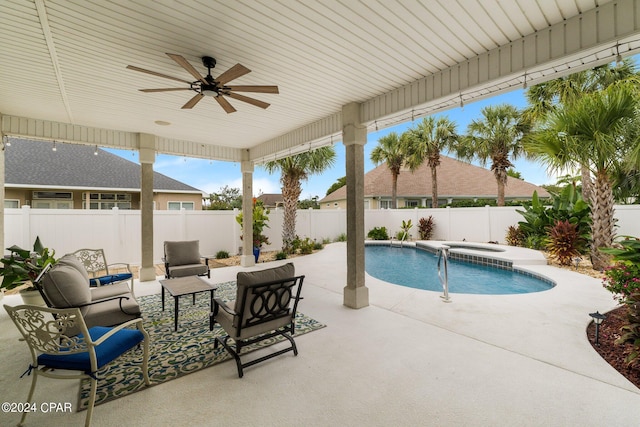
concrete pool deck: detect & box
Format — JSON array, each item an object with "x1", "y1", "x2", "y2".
[{"x1": 1, "y1": 242, "x2": 639, "y2": 426}]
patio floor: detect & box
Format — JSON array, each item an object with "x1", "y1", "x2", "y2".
[{"x1": 1, "y1": 242, "x2": 639, "y2": 426}]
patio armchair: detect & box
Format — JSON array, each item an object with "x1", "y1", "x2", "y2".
[
  {"x1": 35, "y1": 254, "x2": 141, "y2": 336},
  {"x1": 3, "y1": 304, "x2": 150, "y2": 427},
  {"x1": 163, "y1": 240, "x2": 211, "y2": 279},
  {"x1": 213, "y1": 262, "x2": 304, "y2": 378},
  {"x1": 73, "y1": 248, "x2": 135, "y2": 295}
]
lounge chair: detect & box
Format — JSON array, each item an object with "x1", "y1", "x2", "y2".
[{"x1": 163, "y1": 240, "x2": 211, "y2": 279}]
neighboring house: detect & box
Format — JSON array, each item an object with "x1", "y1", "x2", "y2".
[
  {"x1": 257, "y1": 193, "x2": 284, "y2": 209},
  {"x1": 4, "y1": 139, "x2": 204, "y2": 210},
  {"x1": 319, "y1": 155, "x2": 550, "y2": 209}
]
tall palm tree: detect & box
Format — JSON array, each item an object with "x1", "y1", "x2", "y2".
[
  {"x1": 370, "y1": 132, "x2": 408, "y2": 209},
  {"x1": 405, "y1": 116, "x2": 458, "y2": 208},
  {"x1": 523, "y1": 60, "x2": 637, "y2": 201},
  {"x1": 524, "y1": 80, "x2": 639, "y2": 270},
  {"x1": 264, "y1": 147, "x2": 336, "y2": 253},
  {"x1": 457, "y1": 104, "x2": 528, "y2": 206}
]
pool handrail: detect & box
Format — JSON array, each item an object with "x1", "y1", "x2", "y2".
[{"x1": 438, "y1": 245, "x2": 452, "y2": 303}]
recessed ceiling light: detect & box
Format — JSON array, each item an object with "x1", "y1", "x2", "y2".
[{"x1": 154, "y1": 120, "x2": 171, "y2": 126}]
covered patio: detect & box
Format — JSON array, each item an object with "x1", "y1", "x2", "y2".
[
  {"x1": 1, "y1": 243, "x2": 639, "y2": 425},
  {"x1": 3, "y1": 1, "x2": 640, "y2": 309}
]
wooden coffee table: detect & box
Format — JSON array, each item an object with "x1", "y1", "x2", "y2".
[{"x1": 159, "y1": 276, "x2": 218, "y2": 331}]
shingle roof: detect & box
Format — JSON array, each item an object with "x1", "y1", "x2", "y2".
[
  {"x1": 320, "y1": 155, "x2": 550, "y2": 202},
  {"x1": 257, "y1": 193, "x2": 283, "y2": 207},
  {"x1": 5, "y1": 139, "x2": 202, "y2": 193}
]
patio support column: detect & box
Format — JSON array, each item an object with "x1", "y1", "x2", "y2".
[
  {"x1": 240, "y1": 154, "x2": 255, "y2": 267},
  {"x1": 342, "y1": 102, "x2": 369, "y2": 309},
  {"x1": 0, "y1": 126, "x2": 5, "y2": 251},
  {"x1": 139, "y1": 134, "x2": 156, "y2": 281}
]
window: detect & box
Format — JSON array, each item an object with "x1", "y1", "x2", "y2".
[
  {"x1": 168, "y1": 201, "x2": 194, "y2": 210},
  {"x1": 32, "y1": 191, "x2": 72, "y2": 199},
  {"x1": 4, "y1": 200, "x2": 19, "y2": 208},
  {"x1": 379, "y1": 200, "x2": 391, "y2": 209},
  {"x1": 32, "y1": 200, "x2": 72, "y2": 209},
  {"x1": 83, "y1": 193, "x2": 131, "y2": 210},
  {"x1": 406, "y1": 200, "x2": 420, "y2": 208}
]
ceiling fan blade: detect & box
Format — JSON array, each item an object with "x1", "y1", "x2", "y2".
[
  {"x1": 226, "y1": 85, "x2": 279, "y2": 94},
  {"x1": 215, "y1": 63, "x2": 251, "y2": 85},
  {"x1": 166, "y1": 53, "x2": 207, "y2": 84},
  {"x1": 139, "y1": 88, "x2": 192, "y2": 92},
  {"x1": 226, "y1": 92, "x2": 270, "y2": 109},
  {"x1": 181, "y1": 93, "x2": 205, "y2": 109},
  {"x1": 126, "y1": 65, "x2": 192, "y2": 84},
  {"x1": 214, "y1": 95, "x2": 237, "y2": 114}
]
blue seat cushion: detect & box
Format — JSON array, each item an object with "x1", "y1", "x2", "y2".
[
  {"x1": 37, "y1": 326, "x2": 144, "y2": 373},
  {"x1": 89, "y1": 273, "x2": 133, "y2": 287}
]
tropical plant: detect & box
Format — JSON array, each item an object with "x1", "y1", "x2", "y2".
[
  {"x1": 616, "y1": 290, "x2": 640, "y2": 366},
  {"x1": 399, "y1": 219, "x2": 413, "y2": 240},
  {"x1": 235, "y1": 198, "x2": 270, "y2": 248},
  {"x1": 405, "y1": 116, "x2": 458, "y2": 208},
  {"x1": 370, "y1": 132, "x2": 410, "y2": 209},
  {"x1": 524, "y1": 80, "x2": 640, "y2": 270},
  {"x1": 417, "y1": 216, "x2": 435, "y2": 240},
  {"x1": 367, "y1": 227, "x2": 389, "y2": 240},
  {"x1": 516, "y1": 187, "x2": 591, "y2": 250},
  {"x1": 457, "y1": 104, "x2": 529, "y2": 206},
  {"x1": 546, "y1": 220, "x2": 587, "y2": 266},
  {"x1": 0, "y1": 236, "x2": 57, "y2": 291},
  {"x1": 523, "y1": 60, "x2": 638, "y2": 202},
  {"x1": 505, "y1": 225, "x2": 526, "y2": 247},
  {"x1": 264, "y1": 147, "x2": 336, "y2": 253},
  {"x1": 326, "y1": 176, "x2": 346, "y2": 195}
]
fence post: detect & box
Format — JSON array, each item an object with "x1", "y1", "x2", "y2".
[
  {"x1": 233, "y1": 208, "x2": 241, "y2": 255},
  {"x1": 485, "y1": 205, "x2": 492, "y2": 242}
]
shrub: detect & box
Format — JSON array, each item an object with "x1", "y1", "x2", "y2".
[
  {"x1": 399, "y1": 219, "x2": 412, "y2": 240},
  {"x1": 275, "y1": 251, "x2": 287, "y2": 260},
  {"x1": 395, "y1": 231, "x2": 406, "y2": 240},
  {"x1": 546, "y1": 220, "x2": 587, "y2": 266},
  {"x1": 367, "y1": 227, "x2": 389, "y2": 240},
  {"x1": 603, "y1": 262, "x2": 640, "y2": 303},
  {"x1": 215, "y1": 250, "x2": 230, "y2": 259},
  {"x1": 335, "y1": 233, "x2": 347, "y2": 242},
  {"x1": 313, "y1": 241, "x2": 324, "y2": 250},
  {"x1": 505, "y1": 225, "x2": 526, "y2": 247},
  {"x1": 616, "y1": 290, "x2": 640, "y2": 366},
  {"x1": 298, "y1": 237, "x2": 315, "y2": 254},
  {"x1": 418, "y1": 216, "x2": 435, "y2": 240}
]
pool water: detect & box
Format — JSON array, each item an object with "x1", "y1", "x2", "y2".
[{"x1": 365, "y1": 245, "x2": 553, "y2": 295}]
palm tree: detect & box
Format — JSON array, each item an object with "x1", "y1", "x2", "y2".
[
  {"x1": 457, "y1": 104, "x2": 528, "y2": 206},
  {"x1": 405, "y1": 116, "x2": 458, "y2": 208},
  {"x1": 523, "y1": 60, "x2": 637, "y2": 201},
  {"x1": 264, "y1": 147, "x2": 336, "y2": 253},
  {"x1": 524, "y1": 80, "x2": 639, "y2": 270},
  {"x1": 370, "y1": 132, "x2": 409, "y2": 209}
]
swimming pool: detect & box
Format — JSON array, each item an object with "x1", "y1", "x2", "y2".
[{"x1": 365, "y1": 245, "x2": 554, "y2": 295}]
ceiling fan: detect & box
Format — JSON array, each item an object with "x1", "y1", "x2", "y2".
[{"x1": 126, "y1": 53, "x2": 278, "y2": 113}]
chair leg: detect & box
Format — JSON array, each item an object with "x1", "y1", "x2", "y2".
[
  {"x1": 18, "y1": 372, "x2": 38, "y2": 427},
  {"x1": 85, "y1": 377, "x2": 98, "y2": 427},
  {"x1": 216, "y1": 336, "x2": 244, "y2": 378},
  {"x1": 141, "y1": 335, "x2": 151, "y2": 386}
]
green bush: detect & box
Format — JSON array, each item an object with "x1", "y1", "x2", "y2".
[
  {"x1": 367, "y1": 227, "x2": 389, "y2": 240},
  {"x1": 616, "y1": 290, "x2": 640, "y2": 366},
  {"x1": 215, "y1": 250, "x2": 230, "y2": 259},
  {"x1": 313, "y1": 241, "x2": 324, "y2": 250},
  {"x1": 298, "y1": 237, "x2": 315, "y2": 254},
  {"x1": 335, "y1": 233, "x2": 347, "y2": 242},
  {"x1": 275, "y1": 251, "x2": 288, "y2": 260}
]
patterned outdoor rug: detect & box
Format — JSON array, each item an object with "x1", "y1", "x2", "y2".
[{"x1": 78, "y1": 281, "x2": 325, "y2": 410}]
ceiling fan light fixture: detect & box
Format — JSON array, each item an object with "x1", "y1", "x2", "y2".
[{"x1": 200, "y1": 85, "x2": 219, "y2": 97}]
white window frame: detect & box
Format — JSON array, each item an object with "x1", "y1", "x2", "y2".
[
  {"x1": 4, "y1": 199, "x2": 20, "y2": 208},
  {"x1": 168, "y1": 201, "x2": 194, "y2": 210}
]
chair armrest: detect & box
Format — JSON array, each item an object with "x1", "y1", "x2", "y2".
[
  {"x1": 213, "y1": 298, "x2": 236, "y2": 316},
  {"x1": 106, "y1": 262, "x2": 132, "y2": 272},
  {"x1": 75, "y1": 295, "x2": 130, "y2": 307},
  {"x1": 88, "y1": 317, "x2": 145, "y2": 346}
]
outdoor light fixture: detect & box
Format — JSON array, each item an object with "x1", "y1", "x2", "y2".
[
  {"x1": 52, "y1": 141, "x2": 57, "y2": 152},
  {"x1": 3, "y1": 136, "x2": 10, "y2": 147},
  {"x1": 94, "y1": 145, "x2": 98, "y2": 156},
  {"x1": 589, "y1": 311, "x2": 606, "y2": 345},
  {"x1": 615, "y1": 44, "x2": 623, "y2": 66},
  {"x1": 573, "y1": 256, "x2": 582, "y2": 270}
]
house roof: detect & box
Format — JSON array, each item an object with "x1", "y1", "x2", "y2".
[
  {"x1": 257, "y1": 193, "x2": 283, "y2": 207},
  {"x1": 5, "y1": 139, "x2": 202, "y2": 193},
  {"x1": 320, "y1": 155, "x2": 550, "y2": 203}
]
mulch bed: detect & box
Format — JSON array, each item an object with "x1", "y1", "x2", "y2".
[{"x1": 586, "y1": 305, "x2": 640, "y2": 389}]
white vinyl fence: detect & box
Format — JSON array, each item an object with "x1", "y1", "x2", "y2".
[{"x1": 5, "y1": 205, "x2": 640, "y2": 266}]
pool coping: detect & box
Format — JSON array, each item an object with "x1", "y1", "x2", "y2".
[{"x1": 365, "y1": 240, "x2": 555, "y2": 287}]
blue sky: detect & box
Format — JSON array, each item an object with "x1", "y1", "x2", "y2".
[{"x1": 106, "y1": 87, "x2": 553, "y2": 199}]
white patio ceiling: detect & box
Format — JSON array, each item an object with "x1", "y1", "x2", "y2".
[{"x1": 2, "y1": 0, "x2": 640, "y2": 163}]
